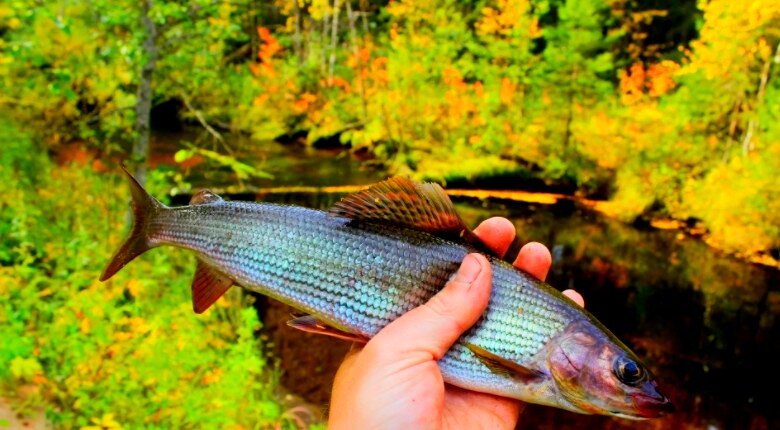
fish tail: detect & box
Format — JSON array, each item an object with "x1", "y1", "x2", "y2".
[{"x1": 100, "y1": 166, "x2": 166, "y2": 282}]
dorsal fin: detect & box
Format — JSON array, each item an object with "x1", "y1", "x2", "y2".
[
  {"x1": 466, "y1": 343, "x2": 544, "y2": 382},
  {"x1": 191, "y1": 259, "x2": 233, "y2": 314},
  {"x1": 190, "y1": 189, "x2": 223, "y2": 205},
  {"x1": 328, "y1": 177, "x2": 469, "y2": 235}
]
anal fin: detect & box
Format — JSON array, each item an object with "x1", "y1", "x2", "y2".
[
  {"x1": 192, "y1": 259, "x2": 233, "y2": 314},
  {"x1": 287, "y1": 315, "x2": 368, "y2": 343},
  {"x1": 466, "y1": 343, "x2": 544, "y2": 382}
]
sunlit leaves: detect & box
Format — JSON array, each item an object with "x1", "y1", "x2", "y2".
[
  {"x1": 82, "y1": 413, "x2": 122, "y2": 430},
  {"x1": 0, "y1": 0, "x2": 258, "y2": 151},
  {"x1": 476, "y1": 0, "x2": 536, "y2": 38},
  {"x1": 308, "y1": 0, "x2": 333, "y2": 21},
  {"x1": 250, "y1": 27, "x2": 283, "y2": 78},
  {"x1": 9, "y1": 357, "x2": 43, "y2": 382},
  {"x1": 684, "y1": 147, "x2": 780, "y2": 254},
  {"x1": 619, "y1": 61, "x2": 680, "y2": 104},
  {"x1": 678, "y1": 0, "x2": 780, "y2": 131},
  {"x1": 0, "y1": 1, "x2": 142, "y2": 148},
  {"x1": 0, "y1": 122, "x2": 288, "y2": 427},
  {"x1": 239, "y1": 1, "x2": 780, "y2": 259}
]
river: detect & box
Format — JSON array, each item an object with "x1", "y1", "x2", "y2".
[{"x1": 154, "y1": 130, "x2": 780, "y2": 429}]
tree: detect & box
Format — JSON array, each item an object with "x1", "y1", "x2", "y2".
[
  {"x1": 0, "y1": 0, "x2": 254, "y2": 184},
  {"x1": 531, "y1": 0, "x2": 617, "y2": 182}
]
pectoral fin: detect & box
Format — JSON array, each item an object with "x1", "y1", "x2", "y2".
[
  {"x1": 466, "y1": 343, "x2": 544, "y2": 382},
  {"x1": 287, "y1": 315, "x2": 368, "y2": 343},
  {"x1": 191, "y1": 259, "x2": 233, "y2": 314}
]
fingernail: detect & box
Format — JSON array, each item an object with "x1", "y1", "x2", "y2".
[{"x1": 451, "y1": 254, "x2": 482, "y2": 287}]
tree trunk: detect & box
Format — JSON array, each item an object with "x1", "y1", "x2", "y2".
[
  {"x1": 251, "y1": 0, "x2": 259, "y2": 61},
  {"x1": 132, "y1": 0, "x2": 158, "y2": 186},
  {"x1": 320, "y1": 10, "x2": 329, "y2": 74},
  {"x1": 328, "y1": 0, "x2": 341, "y2": 84},
  {"x1": 345, "y1": 0, "x2": 367, "y2": 122},
  {"x1": 293, "y1": 0, "x2": 303, "y2": 64},
  {"x1": 563, "y1": 93, "x2": 574, "y2": 149}
]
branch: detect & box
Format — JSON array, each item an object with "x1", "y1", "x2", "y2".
[
  {"x1": 179, "y1": 91, "x2": 224, "y2": 143},
  {"x1": 222, "y1": 43, "x2": 251, "y2": 65}
]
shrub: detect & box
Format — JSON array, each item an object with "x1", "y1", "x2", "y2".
[{"x1": 0, "y1": 119, "x2": 291, "y2": 428}]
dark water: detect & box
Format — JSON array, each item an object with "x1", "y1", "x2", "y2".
[{"x1": 159, "y1": 130, "x2": 780, "y2": 429}]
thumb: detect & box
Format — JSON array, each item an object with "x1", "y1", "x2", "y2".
[{"x1": 370, "y1": 253, "x2": 493, "y2": 360}]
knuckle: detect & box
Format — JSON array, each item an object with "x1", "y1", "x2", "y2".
[
  {"x1": 422, "y1": 295, "x2": 466, "y2": 333},
  {"x1": 424, "y1": 294, "x2": 450, "y2": 318}
]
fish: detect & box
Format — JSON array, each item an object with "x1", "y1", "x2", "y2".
[{"x1": 100, "y1": 168, "x2": 673, "y2": 419}]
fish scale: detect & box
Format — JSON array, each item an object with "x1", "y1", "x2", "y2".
[{"x1": 151, "y1": 202, "x2": 578, "y2": 386}]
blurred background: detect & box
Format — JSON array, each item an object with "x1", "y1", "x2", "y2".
[{"x1": 0, "y1": 0, "x2": 778, "y2": 428}]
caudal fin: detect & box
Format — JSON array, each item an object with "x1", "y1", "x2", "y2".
[{"x1": 100, "y1": 166, "x2": 165, "y2": 282}]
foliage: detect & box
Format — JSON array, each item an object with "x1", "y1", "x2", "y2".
[
  {"x1": 240, "y1": 0, "x2": 779, "y2": 254},
  {"x1": 0, "y1": 0, "x2": 255, "y2": 151},
  {"x1": 0, "y1": 1, "x2": 778, "y2": 424},
  {"x1": 1, "y1": 0, "x2": 779, "y2": 256},
  {"x1": 0, "y1": 119, "x2": 293, "y2": 428},
  {"x1": 0, "y1": 2, "x2": 138, "y2": 148}
]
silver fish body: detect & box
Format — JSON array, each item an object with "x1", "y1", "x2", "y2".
[{"x1": 101, "y1": 172, "x2": 673, "y2": 418}]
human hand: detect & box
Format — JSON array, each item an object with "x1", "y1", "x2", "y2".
[{"x1": 329, "y1": 217, "x2": 584, "y2": 429}]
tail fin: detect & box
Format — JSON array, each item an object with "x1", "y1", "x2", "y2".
[{"x1": 100, "y1": 166, "x2": 165, "y2": 282}]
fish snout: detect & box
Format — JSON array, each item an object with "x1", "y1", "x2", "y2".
[{"x1": 632, "y1": 386, "x2": 674, "y2": 418}]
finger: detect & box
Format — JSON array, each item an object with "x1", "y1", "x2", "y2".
[
  {"x1": 444, "y1": 385, "x2": 524, "y2": 427},
  {"x1": 332, "y1": 343, "x2": 363, "y2": 385},
  {"x1": 563, "y1": 289, "x2": 585, "y2": 308},
  {"x1": 513, "y1": 242, "x2": 552, "y2": 281},
  {"x1": 369, "y1": 254, "x2": 492, "y2": 360},
  {"x1": 473, "y1": 217, "x2": 516, "y2": 258}
]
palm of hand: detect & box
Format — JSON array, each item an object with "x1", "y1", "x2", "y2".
[{"x1": 333, "y1": 345, "x2": 520, "y2": 429}]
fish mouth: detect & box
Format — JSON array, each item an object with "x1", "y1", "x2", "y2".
[{"x1": 631, "y1": 390, "x2": 675, "y2": 418}]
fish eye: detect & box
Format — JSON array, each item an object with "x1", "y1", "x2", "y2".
[{"x1": 613, "y1": 356, "x2": 646, "y2": 386}]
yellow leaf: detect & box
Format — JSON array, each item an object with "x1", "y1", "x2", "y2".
[{"x1": 126, "y1": 279, "x2": 143, "y2": 298}]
